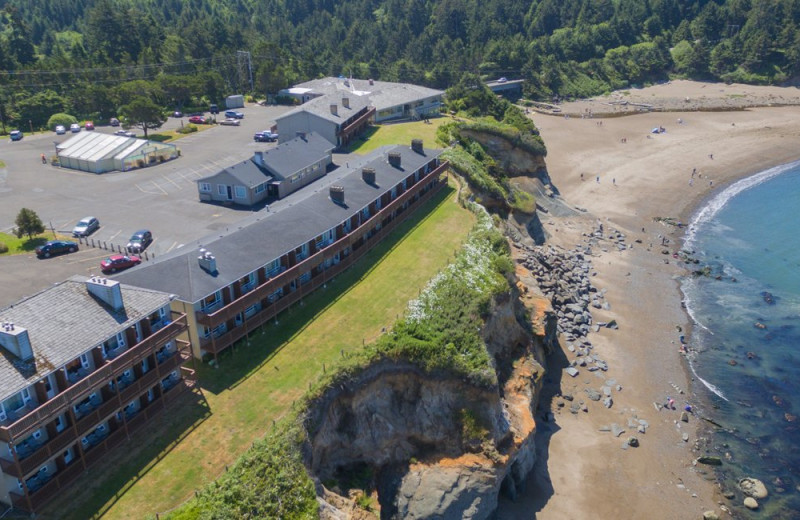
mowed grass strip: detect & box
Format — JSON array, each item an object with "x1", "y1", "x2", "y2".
[
  {"x1": 45, "y1": 180, "x2": 473, "y2": 520},
  {"x1": 346, "y1": 118, "x2": 448, "y2": 155}
]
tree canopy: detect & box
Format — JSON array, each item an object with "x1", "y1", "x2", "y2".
[
  {"x1": 1, "y1": 0, "x2": 800, "y2": 127},
  {"x1": 120, "y1": 97, "x2": 164, "y2": 138}
]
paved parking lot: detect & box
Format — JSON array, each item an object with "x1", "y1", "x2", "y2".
[{"x1": 0, "y1": 104, "x2": 292, "y2": 306}]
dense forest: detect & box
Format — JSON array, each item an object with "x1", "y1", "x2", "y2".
[{"x1": 1, "y1": 0, "x2": 800, "y2": 128}]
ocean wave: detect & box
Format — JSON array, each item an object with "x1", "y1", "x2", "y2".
[{"x1": 684, "y1": 160, "x2": 800, "y2": 250}]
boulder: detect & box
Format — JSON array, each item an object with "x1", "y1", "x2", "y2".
[
  {"x1": 586, "y1": 389, "x2": 602, "y2": 401},
  {"x1": 739, "y1": 477, "x2": 768, "y2": 499},
  {"x1": 565, "y1": 367, "x2": 579, "y2": 378},
  {"x1": 695, "y1": 456, "x2": 722, "y2": 466},
  {"x1": 627, "y1": 436, "x2": 639, "y2": 447},
  {"x1": 702, "y1": 511, "x2": 720, "y2": 520},
  {"x1": 743, "y1": 497, "x2": 758, "y2": 510}
]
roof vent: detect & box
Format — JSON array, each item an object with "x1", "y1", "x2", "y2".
[
  {"x1": 86, "y1": 277, "x2": 124, "y2": 311},
  {"x1": 296, "y1": 131, "x2": 307, "y2": 141},
  {"x1": 198, "y1": 248, "x2": 217, "y2": 274},
  {"x1": 330, "y1": 104, "x2": 338, "y2": 116},
  {"x1": 388, "y1": 152, "x2": 402, "y2": 168},
  {"x1": 411, "y1": 139, "x2": 424, "y2": 154},
  {"x1": 342, "y1": 97, "x2": 350, "y2": 109},
  {"x1": 0, "y1": 323, "x2": 33, "y2": 361},
  {"x1": 330, "y1": 185, "x2": 345, "y2": 205},
  {"x1": 362, "y1": 167, "x2": 376, "y2": 185}
]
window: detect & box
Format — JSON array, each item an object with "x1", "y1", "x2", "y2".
[
  {"x1": 199, "y1": 182, "x2": 212, "y2": 193},
  {"x1": 234, "y1": 185, "x2": 247, "y2": 199},
  {"x1": 217, "y1": 184, "x2": 227, "y2": 196},
  {"x1": 202, "y1": 291, "x2": 220, "y2": 311},
  {"x1": 255, "y1": 183, "x2": 266, "y2": 194}
]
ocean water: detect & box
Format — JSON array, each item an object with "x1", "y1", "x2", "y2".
[{"x1": 682, "y1": 161, "x2": 800, "y2": 518}]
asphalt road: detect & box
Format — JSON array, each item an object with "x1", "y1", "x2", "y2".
[{"x1": 0, "y1": 104, "x2": 292, "y2": 306}]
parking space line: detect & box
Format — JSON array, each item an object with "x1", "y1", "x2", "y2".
[
  {"x1": 150, "y1": 181, "x2": 168, "y2": 195},
  {"x1": 108, "y1": 230, "x2": 121, "y2": 242},
  {"x1": 162, "y1": 175, "x2": 182, "y2": 190},
  {"x1": 165, "y1": 241, "x2": 178, "y2": 253}
]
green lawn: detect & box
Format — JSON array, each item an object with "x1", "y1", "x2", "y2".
[
  {"x1": 0, "y1": 231, "x2": 61, "y2": 255},
  {"x1": 345, "y1": 118, "x2": 449, "y2": 155},
  {"x1": 146, "y1": 124, "x2": 215, "y2": 143},
  {"x1": 42, "y1": 179, "x2": 474, "y2": 520}
]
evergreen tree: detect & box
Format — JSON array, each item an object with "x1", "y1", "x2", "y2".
[{"x1": 14, "y1": 208, "x2": 45, "y2": 239}]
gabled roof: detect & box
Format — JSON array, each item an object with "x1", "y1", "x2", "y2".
[
  {"x1": 0, "y1": 276, "x2": 171, "y2": 400},
  {"x1": 255, "y1": 132, "x2": 334, "y2": 179},
  {"x1": 116, "y1": 144, "x2": 442, "y2": 303},
  {"x1": 293, "y1": 77, "x2": 444, "y2": 112},
  {"x1": 276, "y1": 93, "x2": 372, "y2": 125},
  {"x1": 198, "y1": 158, "x2": 272, "y2": 187}
]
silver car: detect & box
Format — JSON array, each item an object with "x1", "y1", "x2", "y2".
[{"x1": 72, "y1": 216, "x2": 100, "y2": 237}]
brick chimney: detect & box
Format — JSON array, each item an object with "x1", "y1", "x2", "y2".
[
  {"x1": 342, "y1": 97, "x2": 350, "y2": 109},
  {"x1": 388, "y1": 152, "x2": 402, "y2": 168},
  {"x1": 411, "y1": 139, "x2": 424, "y2": 154},
  {"x1": 330, "y1": 104, "x2": 338, "y2": 116},
  {"x1": 330, "y1": 185, "x2": 345, "y2": 205},
  {"x1": 362, "y1": 167, "x2": 376, "y2": 185}
]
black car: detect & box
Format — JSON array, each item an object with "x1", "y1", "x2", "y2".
[
  {"x1": 127, "y1": 230, "x2": 153, "y2": 253},
  {"x1": 35, "y1": 240, "x2": 79, "y2": 258},
  {"x1": 209, "y1": 104, "x2": 219, "y2": 114}
]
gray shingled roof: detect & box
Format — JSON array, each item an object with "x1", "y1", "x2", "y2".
[
  {"x1": 256, "y1": 132, "x2": 334, "y2": 179},
  {"x1": 115, "y1": 144, "x2": 442, "y2": 304},
  {"x1": 276, "y1": 92, "x2": 372, "y2": 125},
  {"x1": 0, "y1": 276, "x2": 171, "y2": 400},
  {"x1": 294, "y1": 78, "x2": 444, "y2": 112},
  {"x1": 197, "y1": 158, "x2": 272, "y2": 187}
]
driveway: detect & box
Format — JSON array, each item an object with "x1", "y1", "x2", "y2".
[{"x1": 0, "y1": 104, "x2": 292, "y2": 306}]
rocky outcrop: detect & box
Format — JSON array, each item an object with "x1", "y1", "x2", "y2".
[
  {"x1": 307, "y1": 291, "x2": 555, "y2": 519},
  {"x1": 461, "y1": 129, "x2": 548, "y2": 180}
]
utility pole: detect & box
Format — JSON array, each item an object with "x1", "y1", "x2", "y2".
[{"x1": 236, "y1": 51, "x2": 254, "y2": 94}]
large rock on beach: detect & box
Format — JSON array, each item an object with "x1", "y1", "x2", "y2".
[
  {"x1": 743, "y1": 497, "x2": 759, "y2": 510},
  {"x1": 739, "y1": 477, "x2": 768, "y2": 499}
]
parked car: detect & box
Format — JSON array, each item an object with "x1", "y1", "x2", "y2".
[
  {"x1": 188, "y1": 115, "x2": 206, "y2": 124},
  {"x1": 224, "y1": 110, "x2": 244, "y2": 119},
  {"x1": 72, "y1": 216, "x2": 100, "y2": 237},
  {"x1": 9, "y1": 130, "x2": 23, "y2": 141},
  {"x1": 220, "y1": 118, "x2": 241, "y2": 126},
  {"x1": 127, "y1": 230, "x2": 153, "y2": 253},
  {"x1": 109, "y1": 117, "x2": 120, "y2": 127},
  {"x1": 70, "y1": 123, "x2": 81, "y2": 133},
  {"x1": 254, "y1": 130, "x2": 278, "y2": 142},
  {"x1": 55, "y1": 125, "x2": 66, "y2": 135},
  {"x1": 35, "y1": 240, "x2": 78, "y2": 258},
  {"x1": 114, "y1": 129, "x2": 136, "y2": 137},
  {"x1": 209, "y1": 104, "x2": 219, "y2": 114},
  {"x1": 172, "y1": 111, "x2": 183, "y2": 118},
  {"x1": 101, "y1": 254, "x2": 141, "y2": 273},
  {"x1": 85, "y1": 121, "x2": 95, "y2": 131}
]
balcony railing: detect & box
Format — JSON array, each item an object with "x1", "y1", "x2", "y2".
[
  {"x1": 7, "y1": 372, "x2": 198, "y2": 512},
  {"x1": 0, "y1": 312, "x2": 189, "y2": 443},
  {"x1": 197, "y1": 167, "x2": 447, "y2": 355}
]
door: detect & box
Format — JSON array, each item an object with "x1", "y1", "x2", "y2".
[{"x1": 226, "y1": 186, "x2": 233, "y2": 200}]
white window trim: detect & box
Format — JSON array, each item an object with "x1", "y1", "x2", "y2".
[
  {"x1": 199, "y1": 182, "x2": 212, "y2": 193},
  {"x1": 234, "y1": 185, "x2": 247, "y2": 199},
  {"x1": 217, "y1": 184, "x2": 227, "y2": 196}
]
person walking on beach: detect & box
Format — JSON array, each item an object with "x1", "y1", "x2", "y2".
[
  {"x1": 596, "y1": 176, "x2": 600, "y2": 183},
  {"x1": 612, "y1": 178, "x2": 616, "y2": 186},
  {"x1": 40, "y1": 153, "x2": 46, "y2": 164}
]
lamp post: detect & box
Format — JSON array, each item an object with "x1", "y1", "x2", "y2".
[
  {"x1": 29, "y1": 120, "x2": 33, "y2": 134},
  {"x1": 53, "y1": 141, "x2": 59, "y2": 167}
]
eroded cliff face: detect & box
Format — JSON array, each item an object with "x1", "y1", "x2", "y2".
[
  {"x1": 306, "y1": 291, "x2": 556, "y2": 520},
  {"x1": 460, "y1": 129, "x2": 549, "y2": 181}
]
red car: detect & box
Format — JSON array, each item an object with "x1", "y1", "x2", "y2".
[
  {"x1": 85, "y1": 121, "x2": 95, "y2": 130},
  {"x1": 188, "y1": 115, "x2": 206, "y2": 124},
  {"x1": 101, "y1": 254, "x2": 141, "y2": 273}
]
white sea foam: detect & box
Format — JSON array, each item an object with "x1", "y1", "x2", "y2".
[
  {"x1": 684, "y1": 159, "x2": 800, "y2": 250},
  {"x1": 690, "y1": 361, "x2": 729, "y2": 401}
]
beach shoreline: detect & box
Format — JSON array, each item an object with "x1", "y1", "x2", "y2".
[{"x1": 497, "y1": 81, "x2": 800, "y2": 519}]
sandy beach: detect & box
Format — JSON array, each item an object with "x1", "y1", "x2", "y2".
[{"x1": 499, "y1": 82, "x2": 800, "y2": 519}]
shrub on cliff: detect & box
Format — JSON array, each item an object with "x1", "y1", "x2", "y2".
[{"x1": 164, "y1": 421, "x2": 317, "y2": 520}]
